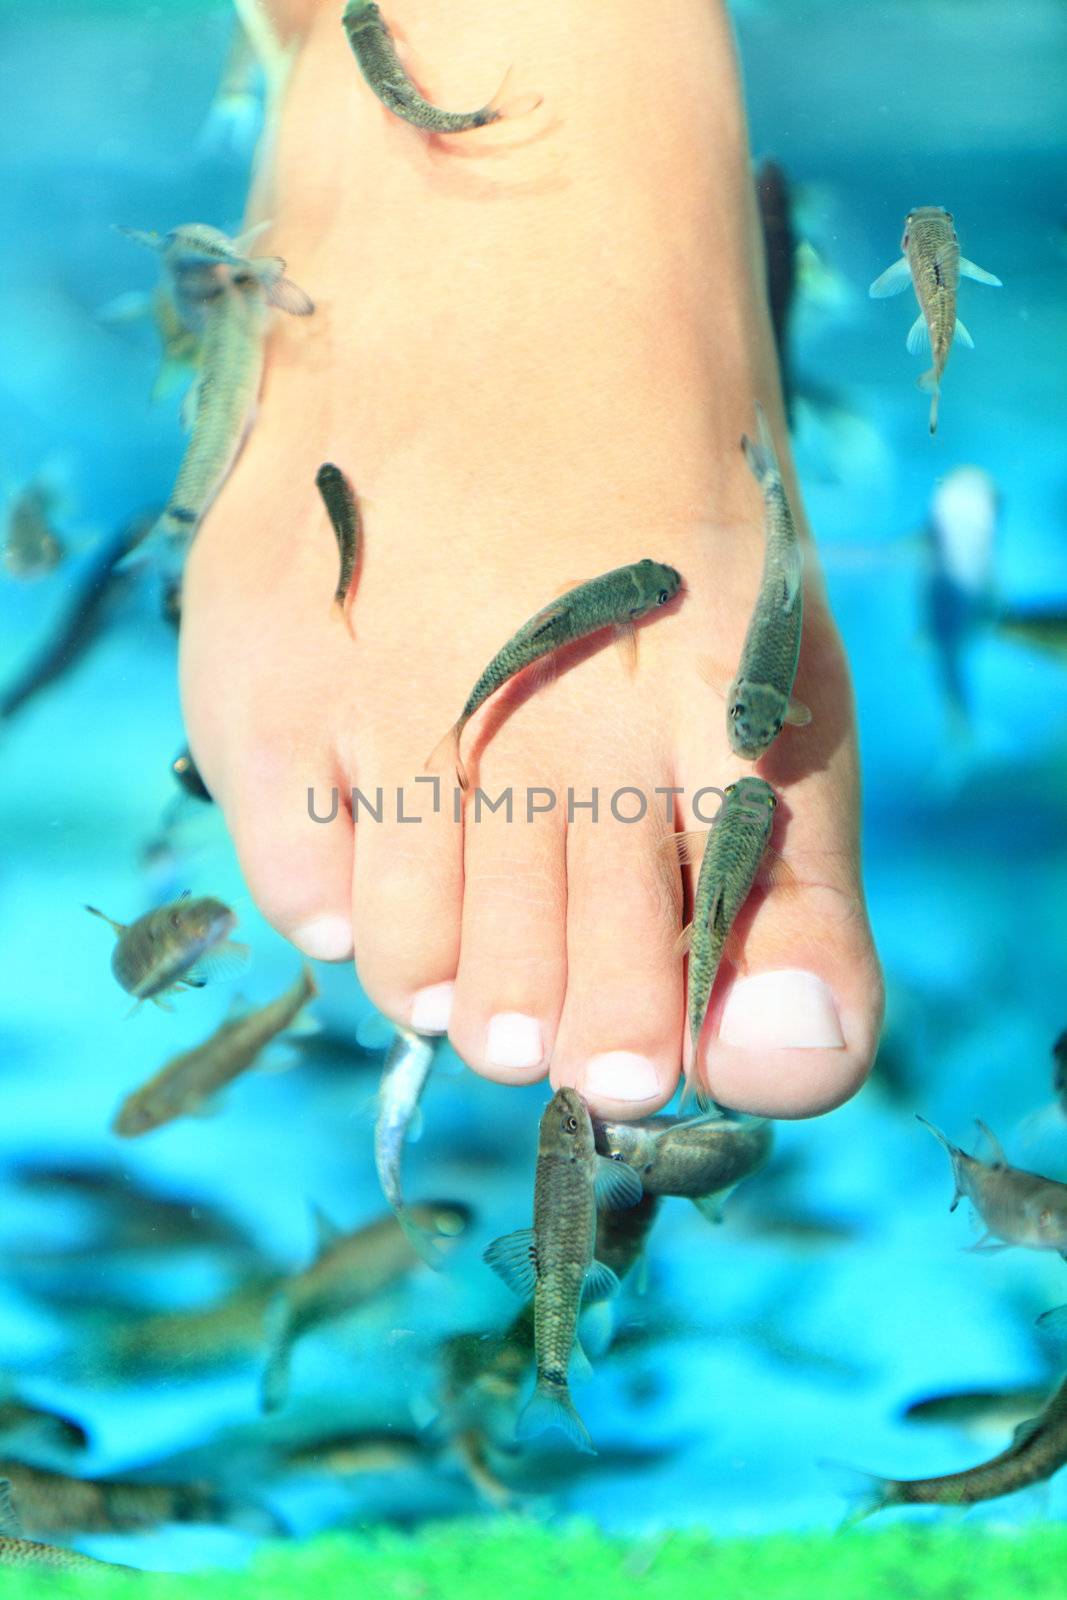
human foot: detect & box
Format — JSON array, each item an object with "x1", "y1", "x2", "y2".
[{"x1": 179, "y1": 0, "x2": 883, "y2": 1121}]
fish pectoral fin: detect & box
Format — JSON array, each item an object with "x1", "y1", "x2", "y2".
[
  {"x1": 868, "y1": 257, "x2": 912, "y2": 298},
  {"x1": 613, "y1": 621, "x2": 638, "y2": 674},
  {"x1": 309, "y1": 1201, "x2": 344, "y2": 1255},
  {"x1": 958, "y1": 257, "x2": 1002, "y2": 287},
  {"x1": 659, "y1": 830, "x2": 708, "y2": 869},
  {"x1": 965, "y1": 1233, "x2": 1009, "y2": 1255},
  {"x1": 784, "y1": 696, "x2": 812, "y2": 727},
  {"x1": 906, "y1": 313, "x2": 931, "y2": 356},
  {"x1": 673, "y1": 921, "x2": 696, "y2": 958},
  {"x1": 758, "y1": 850, "x2": 804, "y2": 900},
  {"x1": 570, "y1": 1338, "x2": 594, "y2": 1381},
  {"x1": 973, "y1": 1119, "x2": 1007, "y2": 1168},
  {"x1": 692, "y1": 1192, "x2": 728, "y2": 1227},
  {"x1": 482, "y1": 1228, "x2": 537, "y2": 1299},
  {"x1": 1010, "y1": 1415, "x2": 1043, "y2": 1450},
  {"x1": 254, "y1": 261, "x2": 315, "y2": 317},
  {"x1": 594, "y1": 1156, "x2": 643, "y2": 1212},
  {"x1": 148, "y1": 996, "x2": 175, "y2": 1013},
  {"x1": 954, "y1": 317, "x2": 975, "y2": 349},
  {"x1": 0, "y1": 1478, "x2": 23, "y2": 1537},
  {"x1": 185, "y1": 941, "x2": 252, "y2": 986}
]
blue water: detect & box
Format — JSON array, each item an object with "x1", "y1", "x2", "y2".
[{"x1": 1, "y1": 0, "x2": 1066, "y2": 1571}]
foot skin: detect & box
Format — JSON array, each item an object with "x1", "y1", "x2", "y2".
[{"x1": 180, "y1": 0, "x2": 883, "y2": 1120}]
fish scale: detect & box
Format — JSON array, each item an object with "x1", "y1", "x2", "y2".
[
  {"x1": 343, "y1": 1, "x2": 514, "y2": 133},
  {"x1": 906, "y1": 209, "x2": 960, "y2": 375}
]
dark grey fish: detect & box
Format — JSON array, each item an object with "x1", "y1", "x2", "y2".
[
  {"x1": 483, "y1": 1087, "x2": 643, "y2": 1454},
  {"x1": 171, "y1": 748, "x2": 212, "y2": 803},
  {"x1": 85, "y1": 893, "x2": 248, "y2": 1007},
  {"x1": 903, "y1": 1386, "x2": 1052, "y2": 1438},
  {"x1": 315, "y1": 462, "x2": 360, "y2": 623},
  {"x1": 0, "y1": 1459, "x2": 237, "y2": 1537},
  {"x1": 429, "y1": 558, "x2": 683, "y2": 789},
  {"x1": 342, "y1": 1, "x2": 540, "y2": 133},
  {"x1": 596, "y1": 1112, "x2": 773, "y2": 1224}
]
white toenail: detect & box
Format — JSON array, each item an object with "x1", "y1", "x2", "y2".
[
  {"x1": 486, "y1": 1013, "x2": 543, "y2": 1070},
  {"x1": 718, "y1": 970, "x2": 844, "y2": 1049},
  {"x1": 582, "y1": 1052, "x2": 660, "y2": 1103},
  {"x1": 291, "y1": 915, "x2": 353, "y2": 962},
  {"x1": 410, "y1": 982, "x2": 454, "y2": 1034}
]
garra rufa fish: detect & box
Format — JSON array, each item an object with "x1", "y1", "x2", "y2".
[
  {"x1": 918, "y1": 1116, "x2": 1067, "y2": 1255},
  {"x1": 85, "y1": 892, "x2": 248, "y2": 1009}
]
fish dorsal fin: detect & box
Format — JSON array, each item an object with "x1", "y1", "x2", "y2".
[
  {"x1": 868, "y1": 257, "x2": 911, "y2": 298},
  {"x1": 482, "y1": 1228, "x2": 537, "y2": 1300},
  {"x1": 527, "y1": 602, "x2": 570, "y2": 642},
  {"x1": 974, "y1": 1119, "x2": 1007, "y2": 1168},
  {"x1": 594, "y1": 1155, "x2": 643, "y2": 1212},
  {"x1": 309, "y1": 1202, "x2": 343, "y2": 1256},
  {"x1": 780, "y1": 543, "x2": 804, "y2": 614}
]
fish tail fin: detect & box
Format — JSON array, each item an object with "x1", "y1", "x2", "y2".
[
  {"x1": 397, "y1": 1208, "x2": 446, "y2": 1271},
  {"x1": 249, "y1": 257, "x2": 315, "y2": 317},
  {"x1": 740, "y1": 399, "x2": 781, "y2": 487},
  {"x1": 516, "y1": 1380, "x2": 595, "y2": 1456},
  {"x1": 259, "y1": 1293, "x2": 293, "y2": 1414},
  {"x1": 425, "y1": 721, "x2": 467, "y2": 790},
  {"x1": 114, "y1": 511, "x2": 193, "y2": 574},
  {"x1": 485, "y1": 65, "x2": 543, "y2": 123},
  {"x1": 915, "y1": 1114, "x2": 965, "y2": 1209},
  {"x1": 820, "y1": 1460, "x2": 896, "y2": 1529},
  {"x1": 916, "y1": 368, "x2": 940, "y2": 433}
]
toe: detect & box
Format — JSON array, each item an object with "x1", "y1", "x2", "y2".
[
  {"x1": 550, "y1": 789, "x2": 684, "y2": 1119},
  {"x1": 349, "y1": 763, "x2": 463, "y2": 1031},
  {"x1": 448, "y1": 777, "x2": 567, "y2": 1084}
]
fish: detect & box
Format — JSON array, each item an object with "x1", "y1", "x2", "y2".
[
  {"x1": 315, "y1": 462, "x2": 360, "y2": 622},
  {"x1": 722, "y1": 403, "x2": 808, "y2": 757},
  {"x1": 171, "y1": 747, "x2": 213, "y2": 803},
  {"x1": 918, "y1": 1116, "x2": 1067, "y2": 1255},
  {"x1": 595, "y1": 1112, "x2": 774, "y2": 1225},
  {"x1": 281, "y1": 1431, "x2": 425, "y2": 1477},
  {"x1": 922, "y1": 466, "x2": 999, "y2": 727},
  {"x1": 113, "y1": 966, "x2": 318, "y2": 1136},
  {"x1": 99, "y1": 1275, "x2": 279, "y2": 1377},
  {"x1": 428, "y1": 559, "x2": 683, "y2": 789},
  {"x1": 483, "y1": 1087, "x2": 644, "y2": 1454},
  {"x1": 837, "y1": 1367, "x2": 1067, "y2": 1521},
  {"x1": 2, "y1": 485, "x2": 64, "y2": 578},
  {"x1": 85, "y1": 892, "x2": 249, "y2": 1008},
  {"x1": 869, "y1": 207, "x2": 1001, "y2": 433},
  {"x1": 997, "y1": 607, "x2": 1067, "y2": 664},
  {"x1": 439, "y1": 1312, "x2": 536, "y2": 1441},
  {"x1": 374, "y1": 1028, "x2": 440, "y2": 1264},
  {"x1": 0, "y1": 1459, "x2": 242, "y2": 1537},
  {"x1": 341, "y1": 2, "x2": 540, "y2": 134},
  {"x1": 902, "y1": 1385, "x2": 1052, "y2": 1441},
  {"x1": 0, "y1": 514, "x2": 141, "y2": 721},
  {"x1": 755, "y1": 161, "x2": 797, "y2": 414},
  {"x1": 261, "y1": 1202, "x2": 472, "y2": 1413},
  {"x1": 668, "y1": 776, "x2": 778, "y2": 1067},
  {"x1": 119, "y1": 226, "x2": 313, "y2": 567},
  {"x1": 0, "y1": 1505, "x2": 132, "y2": 1572}
]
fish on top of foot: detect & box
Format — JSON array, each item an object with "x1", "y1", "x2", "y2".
[
  {"x1": 315, "y1": 462, "x2": 360, "y2": 623},
  {"x1": 428, "y1": 558, "x2": 682, "y2": 790},
  {"x1": 342, "y1": 1, "x2": 542, "y2": 134},
  {"x1": 666, "y1": 776, "x2": 779, "y2": 1073},
  {"x1": 260, "y1": 1201, "x2": 472, "y2": 1414},
  {"x1": 869, "y1": 206, "x2": 1001, "y2": 433},
  {"x1": 596, "y1": 1111, "x2": 774, "y2": 1225},
  {"x1": 918, "y1": 1115, "x2": 1067, "y2": 1254},
  {"x1": 85, "y1": 892, "x2": 248, "y2": 1008},
  {"x1": 719, "y1": 402, "x2": 808, "y2": 759},
  {"x1": 483, "y1": 1087, "x2": 644, "y2": 1455},
  {"x1": 113, "y1": 965, "x2": 318, "y2": 1136}
]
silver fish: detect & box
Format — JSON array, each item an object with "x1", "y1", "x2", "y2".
[
  {"x1": 869, "y1": 206, "x2": 1000, "y2": 433},
  {"x1": 374, "y1": 1028, "x2": 439, "y2": 1265},
  {"x1": 919, "y1": 1116, "x2": 1067, "y2": 1255}
]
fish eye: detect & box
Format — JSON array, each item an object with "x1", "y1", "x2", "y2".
[
  {"x1": 565, "y1": 1115, "x2": 578, "y2": 1132},
  {"x1": 731, "y1": 704, "x2": 745, "y2": 719},
  {"x1": 657, "y1": 589, "x2": 670, "y2": 605},
  {"x1": 169, "y1": 911, "x2": 182, "y2": 929}
]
